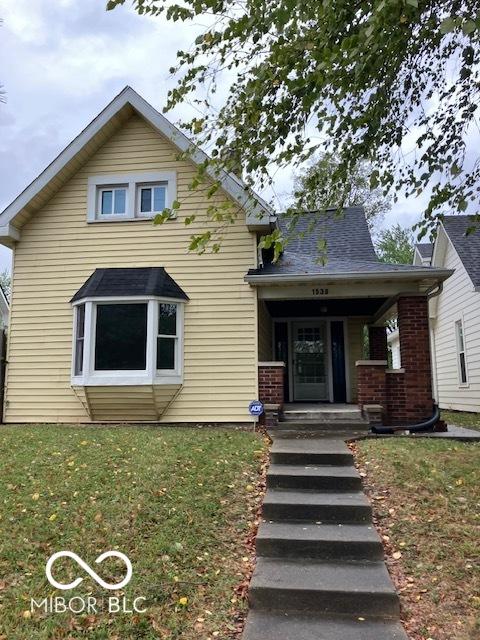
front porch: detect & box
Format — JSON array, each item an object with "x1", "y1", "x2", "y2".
[{"x1": 253, "y1": 278, "x2": 444, "y2": 428}]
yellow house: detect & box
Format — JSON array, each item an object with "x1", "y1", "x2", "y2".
[{"x1": 0, "y1": 88, "x2": 453, "y2": 427}]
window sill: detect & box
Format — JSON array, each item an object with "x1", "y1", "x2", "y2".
[
  {"x1": 87, "y1": 214, "x2": 176, "y2": 224},
  {"x1": 72, "y1": 374, "x2": 182, "y2": 387}
]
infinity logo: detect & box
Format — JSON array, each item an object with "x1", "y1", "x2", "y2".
[{"x1": 46, "y1": 551, "x2": 132, "y2": 591}]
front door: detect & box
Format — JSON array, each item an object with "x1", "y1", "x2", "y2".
[{"x1": 292, "y1": 322, "x2": 329, "y2": 401}]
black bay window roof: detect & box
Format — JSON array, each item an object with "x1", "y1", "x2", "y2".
[{"x1": 70, "y1": 267, "x2": 189, "y2": 303}]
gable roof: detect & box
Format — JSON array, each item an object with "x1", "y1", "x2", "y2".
[
  {"x1": 441, "y1": 215, "x2": 480, "y2": 288},
  {"x1": 0, "y1": 87, "x2": 274, "y2": 246},
  {"x1": 246, "y1": 207, "x2": 452, "y2": 284},
  {"x1": 415, "y1": 243, "x2": 433, "y2": 260},
  {"x1": 71, "y1": 267, "x2": 188, "y2": 303}
]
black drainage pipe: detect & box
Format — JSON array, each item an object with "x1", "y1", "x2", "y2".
[{"x1": 371, "y1": 404, "x2": 441, "y2": 435}]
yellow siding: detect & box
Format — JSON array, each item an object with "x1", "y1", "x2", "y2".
[
  {"x1": 5, "y1": 115, "x2": 258, "y2": 424},
  {"x1": 347, "y1": 318, "x2": 367, "y2": 402},
  {"x1": 258, "y1": 300, "x2": 273, "y2": 361}
]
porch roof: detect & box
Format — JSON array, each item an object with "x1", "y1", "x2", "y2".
[
  {"x1": 245, "y1": 262, "x2": 453, "y2": 286},
  {"x1": 247, "y1": 207, "x2": 453, "y2": 288}
]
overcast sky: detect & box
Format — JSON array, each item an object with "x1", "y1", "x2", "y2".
[{"x1": 0, "y1": 0, "x2": 429, "y2": 274}]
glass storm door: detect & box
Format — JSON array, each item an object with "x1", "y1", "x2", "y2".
[{"x1": 292, "y1": 322, "x2": 328, "y2": 401}]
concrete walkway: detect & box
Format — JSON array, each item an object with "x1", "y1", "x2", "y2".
[{"x1": 243, "y1": 427, "x2": 408, "y2": 640}]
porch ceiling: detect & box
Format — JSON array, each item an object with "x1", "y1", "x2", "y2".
[{"x1": 266, "y1": 297, "x2": 387, "y2": 318}]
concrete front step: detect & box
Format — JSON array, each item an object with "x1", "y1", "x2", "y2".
[
  {"x1": 270, "y1": 438, "x2": 353, "y2": 466},
  {"x1": 262, "y1": 489, "x2": 372, "y2": 523},
  {"x1": 267, "y1": 464, "x2": 362, "y2": 491},
  {"x1": 256, "y1": 522, "x2": 384, "y2": 560},
  {"x1": 243, "y1": 611, "x2": 408, "y2": 640},
  {"x1": 249, "y1": 558, "x2": 400, "y2": 617}
]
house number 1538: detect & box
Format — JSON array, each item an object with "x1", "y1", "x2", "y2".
[{"x1": 312, "y1": 288, "x2": 329, "y2": 295}]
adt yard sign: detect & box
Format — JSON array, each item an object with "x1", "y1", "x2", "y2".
[{"x1": 248, "y1": 400, "x2": 264, "y2": 417}]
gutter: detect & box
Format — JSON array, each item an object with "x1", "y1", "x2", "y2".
[{"x1": 244, "y1": 268, "x2": 454, "y2": 286}]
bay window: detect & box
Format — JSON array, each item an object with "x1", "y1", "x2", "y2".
[
  {"x1": 74, "y1": 304, "x2": 85, "y2": 376},
  {"x1": 71, "y1": 298, "x2": 184, "y2": 386}
]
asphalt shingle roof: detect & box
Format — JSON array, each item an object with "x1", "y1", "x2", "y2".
[
  {"x1": 415, "y1": 243, "x2": 433, "y2": 259},
  {"x1": 442, "y1": 215, "x2": 480, "y2": 288},
  {"x1": 248, "y1": 207, "x2": 436, "y2": 278},
  {"x1": 71, "y1": 267, "x2": 189, "y2": 303}
]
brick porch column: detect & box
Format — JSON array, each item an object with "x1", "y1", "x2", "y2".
[
  {"x1": 356, "y1": 360, "x2": 387, "y2": 423},
  {"x1": 398, "y1": 295, "x2": 433, "y2": 422},
  {"x1": 368, "y1": 326, "x2": 388, "y2": 361},
  {"x1": 258, "y1": 362, "x2": 285, "y2": 427}
]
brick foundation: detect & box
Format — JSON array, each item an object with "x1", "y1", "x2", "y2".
[{"x1": 368, "y1": 326, "x2": 388, "y2": 361}]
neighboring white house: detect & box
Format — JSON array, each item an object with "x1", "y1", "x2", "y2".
[
  {"x1": 387, "y1": 327, "x2": 401, "y2": 369},
  {"x1": 410, "y1": 218, "x2": 480, "y2": 412},
  {"x1": 0, "y1": 284, "x2": 8, "y2": 331}
]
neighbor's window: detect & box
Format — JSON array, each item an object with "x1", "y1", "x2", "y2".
[
  {"x1": 137, "y1": 184, "x2": 167, "y2": 216},
  {"x1": 455, "y1": 319, "x2": 468, "y2": 384},
  {"x1": 98, "y1": 187, "x2": 127, "y2": 216},
  {"x1": 95, "y1": 303, "x2": 148, "y2": 371},
  {"x1": 74, "y1": 304, "x2": 85, "y2": 376},
  {"x1": 157, "y1": 303, "x2": 177, "y2": 371}
]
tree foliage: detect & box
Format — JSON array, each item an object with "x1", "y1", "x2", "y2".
[
  {"x1": 293, "y1": 153, "x2": 391, "y2": 231},
  {"x1": 107, "y1": 0, "x2": 480, "y2": 250},
  {"x1": 376, "y1": 224, "x2": 415, "y2": 265}
]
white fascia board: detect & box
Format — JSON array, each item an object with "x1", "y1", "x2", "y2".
[
  {"x1": 244, "y1": 268, "x2": 454, "y2": 285},
  {"x1": 0, "y1": 86, "x2": 273, "y2": 239}
]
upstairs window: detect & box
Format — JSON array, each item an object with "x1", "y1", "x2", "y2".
[
  {"x1": 138, "y1": 184, "x2": 167, "y2": 217},
  {"x1": 87, "y1": 172, "x2": 176, "y2": 222},
  {"x1": 98, "y1": 187, "x2": 127, "y2": 216},
  {"x1": 455, "y1": 319, "x2": 468, "y2": 385}
]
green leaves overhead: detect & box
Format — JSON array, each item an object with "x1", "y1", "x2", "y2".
[{"x1": 108, "y1": 0, "x2": 480, "y2": 249}]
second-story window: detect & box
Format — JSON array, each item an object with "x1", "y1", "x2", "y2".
[
  {"x1": 98, "y1": 186, "x2": 127, "y2": 216},
  {"x1": 87, "y1": 172, "x2": 176, "y2": 222},
  {"x1": 138, "y1": 184, "x2": 167, "y2": 217}
]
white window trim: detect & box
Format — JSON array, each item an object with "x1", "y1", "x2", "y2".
[
  {"x1": 87, "y1": 172, "x2": 177, "y2": 222},
  {"x1": 455, "y1": 317, "x2": 469, "y2": 387},
  {"x1": 71, "y1": 296, "x2": 184, "y2": 386},
  {"x1": 97, "y1": 185, "x2": 129, "y2": 218}
]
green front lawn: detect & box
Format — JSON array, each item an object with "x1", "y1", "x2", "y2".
[
  {"x1": 0, "y1": 425, "x2": 265, "y2": 639},
  {"x1": 442, "y1": 410, "x2": 480, "y2": 432},
  {"x1": 355, "y1": 439, "x2": 480, "y2": 640}
]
